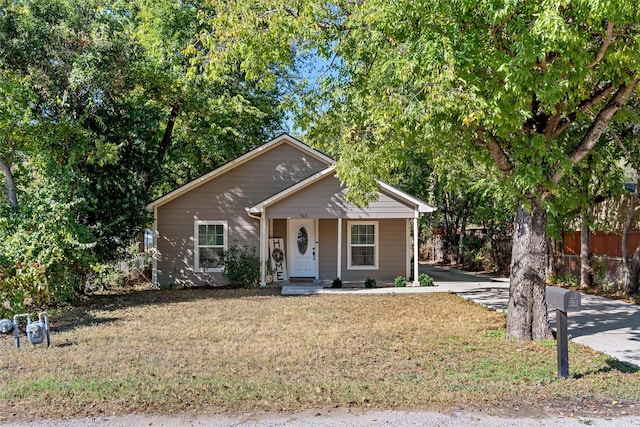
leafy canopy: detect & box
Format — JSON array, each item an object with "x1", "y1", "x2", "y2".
[{"x1": 202, "y1": 0, "x2": 640, "y2": 206}]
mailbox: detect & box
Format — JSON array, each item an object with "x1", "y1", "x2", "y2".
[
  {"x1": 546, "y1": 286, "x2": 581, "y2": 312},
  {"x1": 545, "y1": 286, "x2": 581, "y2": 379}
]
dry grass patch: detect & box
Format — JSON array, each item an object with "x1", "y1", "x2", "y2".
[{"x1": 1, "y1": 288, "x2": 639, "y2": 421}]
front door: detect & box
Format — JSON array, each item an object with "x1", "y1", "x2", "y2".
[{"x1": 289, "y1": 219, "x2": 316, "y2": 277}]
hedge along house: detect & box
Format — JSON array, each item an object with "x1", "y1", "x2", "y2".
[{"x1": 147, "y1": 134, "x2": 436, "y2": 288}]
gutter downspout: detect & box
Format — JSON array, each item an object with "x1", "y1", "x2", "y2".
[{"x1": 152, "y1": 207, "x2": 159, "y2": 290}]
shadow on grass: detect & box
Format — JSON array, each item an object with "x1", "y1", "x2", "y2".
[
  {"x1": 53, "y1": 311, "x2": 120, "y2": 334},
  {"x1": 52, "y1": 285, "x2": 283, "y2": 333},
  {"x1": 572, "y1": 358, "x2": 640, "y2": 378}
]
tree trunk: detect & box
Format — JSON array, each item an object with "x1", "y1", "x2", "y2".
[
  {"x1": 630, "y1": 245, "x2": 640, "y2": 295},
  {"x1": 0, "y1": 154, "x2": 18, "y2": 208},
  {"x1": 580, "y1": 216, "x2": 591, "y2": 288},
  {"x1": 507, "y1": 200, "x2": 552, "y2": 341},
  {"x1": 144, "y1": 101, "x2": 182, "y2": 192},
  {"x1": 622, "y1": 174, "x2": 640, "y2": 296}
]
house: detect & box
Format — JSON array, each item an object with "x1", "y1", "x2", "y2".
[{"x1": 147, "y1": 134, "x2": 436, "y2": 288}]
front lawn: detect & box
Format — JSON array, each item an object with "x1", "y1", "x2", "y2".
[{"x1": 1, "y1": 288, "x2": 638, "y2": 421}]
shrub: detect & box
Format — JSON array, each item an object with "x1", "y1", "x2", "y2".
[
  {"x1": 418, "y1": 273, "x2": 435, "y2": 287},
  {"x1": 394, "y1": 276, "x2": 407, "y2": 287},
  {"x1": 364, "y1": 277, "x2": 377, "y2": 288},
  {"x1": 220, "y1": 244, "x2": 260, "y2": 288},
  {"x1": 0, "y1": 191, "x2": 96, "y2": 318},
  {"x1": 560, "y1": 273, "x2": 578, "y2": 287},
  {"x1": 331, "y1": 277, "x2": 343, "y2": 288}
]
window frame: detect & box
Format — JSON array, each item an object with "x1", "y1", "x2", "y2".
[
  {"x1": 194, "y1": 220, "x2": 228, "y2": 272},
  {"x1": 347, "y1": 221, "x2": 379, "y2": 270}
]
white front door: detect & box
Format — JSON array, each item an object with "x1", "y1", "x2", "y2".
[{"x1": 289, "y1": 219, "x2": 316, "y2": 277}]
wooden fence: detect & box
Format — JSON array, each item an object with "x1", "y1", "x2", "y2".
[
  {"x1": 562, "y1": 231, "x2": 640, "y2": 257},
  {"x1": 558, "y1": 231, "x2": 640, "y2": 283}
]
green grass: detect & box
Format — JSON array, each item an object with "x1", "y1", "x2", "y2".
[{"x1": 0, "y1": 287, "x2": 638, "y2": 421}]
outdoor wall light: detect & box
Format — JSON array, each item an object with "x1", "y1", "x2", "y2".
[{"x1": 0, "y1": 313, "x2": 50, "y2": 348}]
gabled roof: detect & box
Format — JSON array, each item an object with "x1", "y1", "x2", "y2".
[
  {"x1": 147, "y1": 133, "x2": 334, "y2": 209},
  {"x1": 248, "y1": 167, "x2": 436, "y2": 215}
]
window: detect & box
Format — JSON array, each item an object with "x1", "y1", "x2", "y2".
[
  {"x1": 348, "y1": 221, "x2": 378, "y2": 269},
  {"x1": 195, "y1": 220, "x2": 227, "y2": 272}
]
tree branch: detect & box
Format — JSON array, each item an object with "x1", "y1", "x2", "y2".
[
  {"x1": 537, "y1": 52, "x2": 560, "y2": 74},
  {"x1": 476, "y1": 127, "x2": 514, "y2": 176},
  {"x1": 544, "y1": 100, "x2": 565, "y2": 136},
  {"x1": 588, "y1": 21, "x2": 615, "y2": 69},
  {"x1": 145, "y1": 101, "x2": 182, "y2": 191},
  {"x1": 550, "y1": 76, "x2": 639, "y2": 185},
  {"x1": 551, "y1": 82, "x2": 615, "y2": 138}
]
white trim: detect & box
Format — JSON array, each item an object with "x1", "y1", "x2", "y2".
[
  {"x1": 260, "y1": 215, "x2": 268, "y2": 286},
  {"x1": 249, "y1": 167, "x2": 435, "y2": 217},
  {"x1": 315, "y1": 218, "x2": 320, "y2": 280},
  {"x1": 337, "y1": 218, "x2": 342, "y2": 279},
  {"x1": 249, "y1": 167, "x2": 336, "y2": 214},
  {"x1": 413, "y1": 217, "x2": 420, "y2": 286},
  {"x1": 194, "y1": 220, "x2": 228, "y2": 272},
  {"x1": 288, "y1": 219, "x2": 317, "y2": 277},
  {"x1": 148, "y1": 134, "x2": 333, "y2": 209},
  {"x1": 152, "y1": 207, "x2": 159, "y2": 290},
  {"x1": 405, "y1": 219, "x2": 411, "y2": 281},
  {"x1": 347, "y1": 221, "x2": 379, "y2": 270},
  {"x1": 377, "y1": 181, "x2": 437, "y2": 213}
]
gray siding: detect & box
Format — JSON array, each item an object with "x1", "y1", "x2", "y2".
[
  {"x1": 271, "y1": 218, "x2": 287, "y2": 240},
  {"x1": 318, "y1": 219, "x2": 338, "y2": 281},
  {"x1": 156, "y1": 142, "x2": 328, "y2": 286},
  {"x1": 317, "y1": 218, "x2": 408, "y2": 282},
  {"x1": 266, "y1": 173, "x2": 416, "y2": 219}
]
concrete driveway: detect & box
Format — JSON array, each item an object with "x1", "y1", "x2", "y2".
[{"x1": 282, "y1": 264, "x2": 640, "y2": 368}]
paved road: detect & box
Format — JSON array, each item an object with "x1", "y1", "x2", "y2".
[
  {"x1": 3, "y1": 409, "x2": 640, "y2": 427},
  {"x1": 283, "y1": 264, "x2": 640, "y2": 368}
]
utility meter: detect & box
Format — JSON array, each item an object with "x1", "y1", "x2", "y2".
[
  {"x1": 26, "y1": 321, "x2": 45, "y2": 345},
  {"x1": 0, "y1": 318, "x2": 14, "y2": 334},
  {"x1": 5, "y1": 312, "x2": 50, "y2": 348}
]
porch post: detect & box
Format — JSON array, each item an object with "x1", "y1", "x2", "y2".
[
  {"x1": 259, "y1": 213, "x2": 267, "y2": 287},
  {"x1": 337, "y1": 218, "x2": 342, "y2": 279},
  {"x1": 412, "y1": 216, "x2": 420, "y2": 286}
]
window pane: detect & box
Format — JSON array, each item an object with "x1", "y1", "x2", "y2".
[
  {"x1": 214, "y1": 224, "x2": 224, "y2": 245},
  {"x1": 198, "y1": 225, "x2": 208, "y2": 245},
  {"x1": 351, "y1": 224, "x2": 375, "y2": 245},
  {"x1": 351, "y1": 246, "x2": 374, "y2": 266},
  {"x1": 199, "y1": 224, "x2": 225, "y2": 247},
  {"x1": 199, "y1": 247, "x2": 223, "y2": 269}
]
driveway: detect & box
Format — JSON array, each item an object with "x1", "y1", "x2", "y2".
[{"x1": 282, "y1": 264, "x2": 640, "y2": 368}]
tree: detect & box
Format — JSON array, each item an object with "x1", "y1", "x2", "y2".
[
  {"x1": 609, "y1": 97, "x2": 640, "y2": 295},
  {"x1": 202, "y1": 0, "x2": 640, "y2": 340},
  {"x1": 0, "y1": 71, "x2": 36, "y2": 209},
  {"x1": 0, "y1": 0, "x2": 285, "y2": 314},
  {"x1": 0, "y1": 0, "x2": 284, "y2": 259}
]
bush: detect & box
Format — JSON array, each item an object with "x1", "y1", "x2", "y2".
[
  {"x1": 220, "y1": 244, "x2": 260, "y2": 288},
  {"x1": 418, "y1": 273, "x2": 435, "y2": 287},
  {"x1": 0, "y1": 191, "x2": 96, "y2": 318},
  {"x1": 85, "y1": 247, "x2": 151, "y2": 293},
  {"x1": 364, "y1": 277, "x2": 377, "y2": 288},
  {"x1": 331, "y1": 277, "x2": 343, "y2": 288},
  {"x1": 394, "y1": 276, "x2": 407, "y2": 287}
]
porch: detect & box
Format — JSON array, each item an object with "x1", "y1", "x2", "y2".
[{"x1": 256, "y1": 217, "x2": 423, "y2": 287}]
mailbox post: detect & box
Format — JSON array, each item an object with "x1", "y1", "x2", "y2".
[{"x1": 545, "y1": 286, "x2": 581, "y2": 379}]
